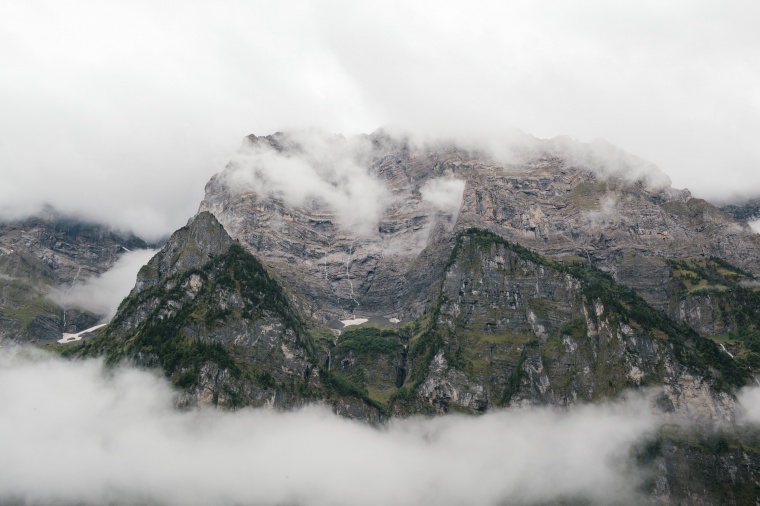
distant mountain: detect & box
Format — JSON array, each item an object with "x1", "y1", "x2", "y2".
[
  {"x1": 0, "y1": 208, "x2": 152, "y2": 343},
  {"x1": 722, "y1": 197, "x2": 760, "y2": 222}
]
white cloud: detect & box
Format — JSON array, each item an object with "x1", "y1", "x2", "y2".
[
  {"x1": 0, "y1": 348, "x2": 661, "y2": 506},
  {"x1": 738, "y1": 385, "x2": 760, "y2": 423},
  {"x1": 52, "y1": 249, "x2": 157, "y2": 319},
  {"x1": 749, "y1": 219, "x2": 760, "y2": 234},
  {"x1": 585, "y1": 195, "x2": 620, "y2": 228},
  {"x1": 224, "y1": 129, "x2": 390, "y2": 236},
  {"x1": 420, "y1": 178, "x2": 466, "y2": 217},
  {"x1": 1, "y1": 0, "x2": 759, "y2": 239}
]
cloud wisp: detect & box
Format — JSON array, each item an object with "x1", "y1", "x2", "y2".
[
  {"x1": 420, "y1": 177, "x2": 467, "y2": 219},
  {"x1": 223, "y1": 130, "x2": 391, "y2": 237},
  {"x1": 0, "y1": 348, "x2": 664, "y2": 506},
  {"x1": 51, "y1": 249, "x2": 157, "y2": 319}
]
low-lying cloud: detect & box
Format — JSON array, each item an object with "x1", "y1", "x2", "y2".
[
  {"x1": 0, "y1": 348, "x2": 664, "y2": 506},
  {"x1": 52, "y1": 249, "x2": 157, "y2": 319}
]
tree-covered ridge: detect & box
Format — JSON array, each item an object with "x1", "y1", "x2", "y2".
[
  {"x1": 395, "y1": 229, "x2": 749, "y2": 416},
  {"x1": 448, "y1": 229, "x2": 750, "y2": 390},
  {"x1": 667, "y1": 257, "x2": 760, "y2": 372},
  {"x1": 73, "y1": 243, "x2": 315, "y2": 404}
]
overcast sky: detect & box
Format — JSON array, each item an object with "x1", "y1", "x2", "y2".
[{"x1": 2, "y1": 0, "x2": 759, "y2": 240}]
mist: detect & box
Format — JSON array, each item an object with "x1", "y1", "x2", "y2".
[
  {"x1": 225, "y1": 130, "x2": 389, "y2": 236},
  {"x1": 2, "y1": 1, "x2": 759, "y2": 240},
  {"x1": 420, "y1": 178, "x2": 467, "y2": 217},
  {"x1": 52, "y1": 249, "x2": 157, "y2": 319},
  {"x1": 0, "y1": 348, "x2": 669, "y2": 506}
]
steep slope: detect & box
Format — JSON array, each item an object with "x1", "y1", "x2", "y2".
[
  {"x1": 83, "y1": 218, "x2": 750, "y2": 421},
  {"x1": 78, "y1": 212, "x2": 322, "y2": 409},
  {"x1": 389, "y1": 230, "x2": 744, "y2": 418},
  {"x1": 0, "y1": 209, "x2": 150, "y2": 342},
  {"x1": 722, "y1": 197, "x2": 760, "y2": 222}
]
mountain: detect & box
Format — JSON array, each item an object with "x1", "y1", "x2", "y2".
[
  {"x1": 60, "y1": 130, "x2": 760, "y2": 502},
  {"x1": 0, "y1": 208, "x2": 152, "y2": 343},
  {"x1": 200, "y1": 132, "x2": 760, "y2": 335}
]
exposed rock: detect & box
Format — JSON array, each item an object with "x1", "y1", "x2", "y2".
[{"x1": 199, "y1": 131, "x2": 760, "y2": 331}]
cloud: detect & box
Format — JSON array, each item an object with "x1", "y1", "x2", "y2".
[
  {"x1": 737, "y1": 386, "x2": 760, "y2": 423},
  {"x1": 0, "y1": 348, "x2": 663, "y2": 506},
  {"x1": 1, "y1": 1, "x2": 759, "y2": 240},
  {"x1": 224, "y1": 129, "x2": 390, "y2": 236},
  {"x1": 420, "y1": 178, "x2": 466, "y2": 217},
  {"x1": 749, "y1": 219, "x2": 760, "y2": 234},
  {"x1": 584, "y1": 195, "x2": 620, "y2": 227},
  {"x1": 52, "y1": 249, "x2": 157, "y2": 319}
]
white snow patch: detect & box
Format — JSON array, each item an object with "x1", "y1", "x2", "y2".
[
  {"x1": 58, "y1": 323, "x2": 107, "y2": 344},
  {"x1": 388, "y1": 317, "x2": 400, "y2": 324},
  {"x1": 341, "y1": 318, "x2": 368, "y2": 327}
]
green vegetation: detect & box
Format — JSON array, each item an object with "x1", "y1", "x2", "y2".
[
  {"x1": 499, "y1": 348, "x2": 528, "y2": 406},
  {"x1": 333, "y1": 327, "x2": 400, "y2": 358},
  {"x1": 668, "y1": 257, "x2": 760, "y2": 375},
  {"x1": 82, "y1": 244, "x2": 311, "y2": 395},
  {"x1": 320, "y1": 368, "x2": 385, "y2": 412},
  {"x1": 560, "y1": 318, "x2": 587, "y2": 339},
  {"x1": 567, "y1": 181, "x2": 608, "y2": 209},
  {"x1": 447, "y1": 229, "x2": 751, "y2": 390}
]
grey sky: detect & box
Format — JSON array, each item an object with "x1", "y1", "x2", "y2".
[{"x1": 2, "y1": 0, "x2": 759, "y2": 240}]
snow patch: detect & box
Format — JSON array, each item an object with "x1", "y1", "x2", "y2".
[
  {"x1": 341, "y1": 318, "x2": 368, "y2": 327},
  {"x1": 58, "y1": 323, "x2": 107, "y2": 344}
]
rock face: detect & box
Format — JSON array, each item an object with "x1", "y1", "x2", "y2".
[
  {"x1": 0, "y1": 209, "x2": 150, "y2": 342},
  {"x1": 384, "y1": 231, "x2": 741, "y2": 421},
  {"x1": 85, "y1": 212, "x2": 325, "y2": 410},
  {"x1": 198, "y1": 131, "x2": 760, "y2": 330}
]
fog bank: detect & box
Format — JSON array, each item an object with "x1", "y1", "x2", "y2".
[{"x1": 0, "y1": 348, "x2": 662, "y2": 506}]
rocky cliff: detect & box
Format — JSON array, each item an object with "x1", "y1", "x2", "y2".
[{"x1": 198, "y1": 131, "x2": 760, "y2": 335}]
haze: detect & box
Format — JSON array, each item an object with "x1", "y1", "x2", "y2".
[{"x1": 2, "y1": 1, "x2": 759, "y2": 241}]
